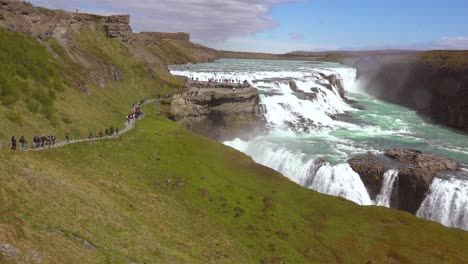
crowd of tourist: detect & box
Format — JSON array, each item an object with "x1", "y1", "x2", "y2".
[{"x1": 7, "y1": 100, "x2": 149, "y2": 151}]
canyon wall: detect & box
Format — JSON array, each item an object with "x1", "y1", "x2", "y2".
[{"x1": 354, "y1": 52, "x2": 468, "y2": 133}]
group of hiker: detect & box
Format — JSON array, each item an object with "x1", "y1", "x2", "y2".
[
  {"x1": 9, "y1": 126, "x2": 123, "y2": 151},
  {"x1": 10, "y1": 134, "x2": 57, "y2": 151},
  {"x1": 127, "y1": 103, "x2": 143, "y2": 124},
  {"x1": 88, "y1": 126, "x2": 120, "y2": 140}
]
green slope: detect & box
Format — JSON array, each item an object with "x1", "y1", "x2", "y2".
[
  {"x1": 0, "y1": 104, "x2": 466, "y2": 263},
  {"x1": 0, "y1": 27, "x2": 185, "y2": 148}
]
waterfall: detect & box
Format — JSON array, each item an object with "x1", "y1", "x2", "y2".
[
  {"x1": 308, "y1": 163, "x2": 373, "y2": 205},
  {"x1": 171, "y1": 59, "x2": 468, "y2": 231},
  {"x1": 416, "y1": 175, "x2": 468, "y2": 231},
  {"x1": 375, "y1": 170, "x2": 399, "y2": 207},
  {"x1": 225, "y1": 139, "x2": 373, "y2": 205}
]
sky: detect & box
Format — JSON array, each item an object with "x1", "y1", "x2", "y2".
[{"x1": 29, "y1": 0, "x2": 468, "y2": 53}]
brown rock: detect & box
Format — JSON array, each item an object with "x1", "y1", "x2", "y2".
[
  {"x1": 349, "y1": 149, "x2": 460, "y2": 214},
  {"x1": 384, "y1": 149, "x2": 459, "y2": 213},
  {"x1": 289, "y1": 80, "x2": 300, "y2": 92},
  {"x1": 348, "y1": 154, "x2": 391, "y2": 199}
]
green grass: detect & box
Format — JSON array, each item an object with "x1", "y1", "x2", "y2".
[
  {"x1": 0, "y1": 104, "x2": 466, "y2": 263},
  {"x1": 0, "y1": 28, "x2": 63, "y2": 118},
  {"x1": 0, "y1": 27, "x2": 186, "y2": 148}
]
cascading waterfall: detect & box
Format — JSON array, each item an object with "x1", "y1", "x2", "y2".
[
  {"x1": 416, "y1": 174, "x2": 468, "y2": 231},
  {"x1": 375, "y1": 170, "x2": 399, "y2": 207},
  {"x1": 170, "y1": 59, "x2": 468, "y2": 231},
  {"x1": 225, "y1": 139, "x2": 373, "y2": 205}
]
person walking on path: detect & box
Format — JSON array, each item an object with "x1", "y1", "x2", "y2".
[
  {"x1": 65, "y1": 132, "x2": 70, "y2": 143},
  {"x1": 99, "y1": 130, "x2": 103, "y2": 139},
  {"x1": 115, "y1": 127, "x2": 120, "y2": 135},
  {"x1": 11, "y1": 136, "x2": 17, "y2": 150},
  {"x1": 51, "y1": 135, "x2": 56, "y2": 146},
  {"x1": 89, "y1": 131, "x2": 94, "y2": 140},
  {"x1": 110, "y1": 127, "x2": 115, "y2": 136},
  {"x1": 41, "y1": 135, "x2": 46, "y2": 148},
  {"x1": 19, "y1": 136, "x2": 27, "y2": 151},
  {"x1": 32, "y1": 136, "x2": 37, "y2": 150},
  {"x1": 105, "y1": 129, "x2": 110, "y2": 138},
  {"x1": 46, "y1": 136, "x2": 52, "y2": 149}
]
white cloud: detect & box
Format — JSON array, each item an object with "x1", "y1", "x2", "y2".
[
  {"x1": 29, "y1": 0, "x2": 305, "y2": 42},
  {"x1": 430, "y1": 37, "x2": 468, "y2": 50},
  {"x1": 203, "y1": 35, "x2": 330, "y2": 54}
]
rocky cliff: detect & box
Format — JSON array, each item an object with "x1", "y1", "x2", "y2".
[
  {"x1": 169, "y1": 84, "x2": 264, "y2": 141},
  {"x1": 354, "y1": 51, "x2": 468, "y2": 133}
]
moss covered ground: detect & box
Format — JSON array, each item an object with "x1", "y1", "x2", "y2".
[{"x1": 0, "y1": 104, "x2": 467, "y2": 263}]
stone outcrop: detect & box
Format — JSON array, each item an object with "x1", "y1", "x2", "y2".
[
  {"x1": 318, "y1": 72, "x2": 346, "y2": 98},
  {"x1": 385, "y1": 149, "x2": 459, "y2": 213},
  {"x1": 170, "y1": 85, "x2": 264, "y2": 141},
  {"x1": 289, "y1": 80, "x2": 299, "y2": 92},
  {"x1": 348, "y1": 154, "x2": 392, "y2": 200},
  {"x1": 104, "y1": 15, "x2": 132, "y2": 42},
  {"x1": 349, "y1": 149, "x2": 460, "y2": 214}
]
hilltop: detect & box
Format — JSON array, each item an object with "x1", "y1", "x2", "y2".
[{"x1": 0, "y1": 1, "x2": 467, "y2": 263}]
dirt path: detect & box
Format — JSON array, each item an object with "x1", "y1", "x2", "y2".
[{"x1": 18, "y1": 98, "x2": 160, "y2": 152}]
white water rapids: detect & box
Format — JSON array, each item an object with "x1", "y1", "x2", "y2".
[{"x1": 170, "y1": 59, "x2": 468, "y2": 231}]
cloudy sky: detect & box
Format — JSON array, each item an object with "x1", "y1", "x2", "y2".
[{"x1": 30, "y1": 0, "x2": 468, "y2": 53}]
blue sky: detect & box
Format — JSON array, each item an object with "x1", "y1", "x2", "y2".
[
  {"x1": 30, "y1": 0, "x2": 468, "y2": 53},
  {"x1": 261, "y1": 0, "x2": 468, "y2": 50}
]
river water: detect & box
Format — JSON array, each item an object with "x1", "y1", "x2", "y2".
[{"x1": 170, "y1": 58, "x2": 468, "y2": 231}]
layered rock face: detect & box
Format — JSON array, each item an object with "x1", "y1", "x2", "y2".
[
  {"x1": 170, "y1": 86, "x2": 264, "y2": 141},
  {"x1": 104, "y1": 15, "x2": 132, "y2": 42},
  {"x1": 139, "y1": 32, "x2": 190, "y2": 44},
  {"x1": 0, "y1": 0, "x2": 218, "y2": 89},
  {"x1": 349, "y1": 149, "x2": 460, "y2": 214},
  {"x1": 354, "y1": 53, "x2": 468, "y2": 133}
]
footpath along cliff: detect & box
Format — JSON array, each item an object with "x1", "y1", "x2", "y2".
[{"x1": 0, "y1": 0, "x2": 218, "y2": 141}]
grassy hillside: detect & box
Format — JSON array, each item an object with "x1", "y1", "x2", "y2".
[
  {"x1": 0, "y1": 104, "x2": 467, "y2": 263},
  {"x1": 0, "y1": 27, "x2": 186, "y2": 149}
]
